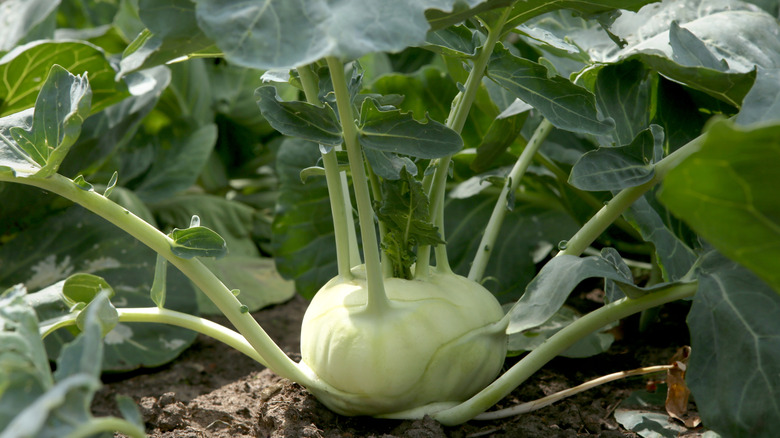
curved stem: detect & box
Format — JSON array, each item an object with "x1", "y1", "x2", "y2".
[
  {"x1": 40, "y1": 307, "x2": 267, "y2": 365},
  {"x1": 0, "y1": 172, "x2": 311, "y2": 386},
  {"x1": 430, "y1": 280, "x2": 698, "y2": 425},
  {"x1": 557, "y1": 134, "x2": 705, "y2": 258},
  {"x1": 425, "y1": 7, "x2": 512, "y2": 272},
  {"x1": 325, "y1": 57, "x2": 389, "y2": 314},
  {"x1": 468, "y1": 118, "x2": 553, "y2": 282},
  {"x1": 297, "y1": 65, "x2": 354, "y2": 279},
  {"x1": 65, "y1": 417, "x2": 146, "y2": 438}
]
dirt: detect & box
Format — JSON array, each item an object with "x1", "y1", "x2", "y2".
[{"x1": 91, "y1": 292, "x2": 696, "y2": 437}]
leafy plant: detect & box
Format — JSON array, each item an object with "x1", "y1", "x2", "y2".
[{"x1": 2, "y1": 0, "x2": 780, "y2": 436}]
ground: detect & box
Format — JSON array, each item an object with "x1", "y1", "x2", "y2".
[{"x1": 91, "y1": 292, "x2": 697, "y2": 437}]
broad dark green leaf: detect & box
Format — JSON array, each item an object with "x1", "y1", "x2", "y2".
[
  {"x1": 192, "y1": 0, "x2": 487, "y2": 69},
  {"x1": 255, "y1": 86, "x2": 343, "y2": 146},
  {"x1": 659, "y1": 119, "x2": 780, "y2": 294},
  {"x1": 470, "y1": 107, "x2": 529, "y2": 173},
  {"x1": 425, "y1": 25, "x2": 480, "y2": 58},
  {"x1": 687, "y1": 250, "x2": 780, "y2": 437},
  {"x1": 8, "y1": 65, "x2": 91, "y2": 177},
  {"x1": 0, "y1": 0, "x2": 59, "y2": 51},
  {"x1": 445, "y1": 196, "x2": 580, "y2": 303},
  {"x1": 0, "y1": 40, "x2": 126, "y2": 117},
  {"x1": 169, "y1": 226, "x2": 228, "y2": 259},
  {"x1": 358, "y1": 98, "x2": 463, "y2": 159},
  {"x1": 593, "y1": 60, "x2": 656, "y2": 146},
  {"x1": 132, "y1": 123, "x2": 217, "y2": 202},
  {"x1": 272, "y1": 138, "x2": 338, "y2": 298},
  {"x1": 736, "y1": 67, "x2": 780, "y2": 125},
  {"x1": 363, "y1": 148, "x2": 418, "y2": 180},
  {"x1": 569, "y1": 125, "x2": 664, "y2": 191},
  {"x1": 487, "y1": 44, "x2": 614, "y2": 136},
  {"x1": 0, "y1": 207, "x2": 198, "y2": 371}
]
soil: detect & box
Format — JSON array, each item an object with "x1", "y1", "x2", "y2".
[{"x1": 91, "y1": 291, "x2": 697, "y2": 438}]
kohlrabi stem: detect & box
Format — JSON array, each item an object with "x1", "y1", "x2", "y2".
[
  {"x1": 297, "y1": 65, "x2": 354, "y2": 279},
  {"x1": 557, "y1": 134, "x2": 705, "y2": 258},
  {"x1": 64, "y1": 416, "x2": 146, "y2": 438},
  {"x1": 326, "y1": 56, "x2": 389, "y2": 313},
  {"x1": 468, "y1": 118, "x2": 553, "y2": 282},
  {"x1": 423, "y1": 7, "x2": 511, "y2": 276},
  {"x1": 0, "y1": 172, "x2": 311, "y2": 386},
  {"x1": 40, "y1": 307, "x2": 266, "y2": 365},
  {"x1": 430, "y1": 280, "x2": 699, "y2": 425}
]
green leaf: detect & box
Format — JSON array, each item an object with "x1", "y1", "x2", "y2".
[
  {"x1": 0, "y1": 206, "x2": 198, "y2": 372},
  {"x1": 377, "y1": 168, "x2": 444, "y2": 278},
  {"x1": 255, "y1": 86, "x2": 343, "y2": 146},
  {"x1": 508, "y1": 306, "x2": 616, "y2": 358},
  {"x1": 470, "y1": 106, "x2": 529, "y2": 173},
  {"x1": 8, "y1": 65, "x2": 92, "y2": 177},
  {"x1": 272, "y1": 137, "x2": 337, "y2": 299},
  {"x1": 0, "y1": 40, "x2": 126, "y2": 117},
  {"x1": 736, "y1": 67, "x2": 780, "y2": 125},
  {"x1": 61, "y1": 273, "x2": 115, "y2": 308},
  {"x1": 169, "y1": 226, "x2": 228, "y2": 259},
  {"x1": 487, "y1": 44, "x2": 615, "y2": 136},
  {"x1": 0, "y1": 109, "x2": 40, "y2": 176},
  {"x1": 569, "y1": 125, "x2": 664, "y2": 191},
  {"x1": 593, "y1": 60, "x2": 656, "y2": 146},
  {"x1": 192, "y1": 0, "x2": 487, "y2": 69},
  {"x1": 363, "y1": 149, "x2": 418, "y2": 180},
  {"x1": 687, "y1": 250, "x2": 780, "y2": 437},
  {"x1": 445, "y1": 196, "x2": 580, "y2": 303},
  {"x1": 0, "y1": 0, "x2": 59, "y2": 51},
  {"x1": 150, "y1": 254, "x2": 167, "y2": 308},
  {"x1": 425, "y1": 25, "x2": 480, "y2": 58},
  {"x1": 501, "y1": 0, "x2": 657, "y2": 33},
  {"x1": 659, "y1": 119, "x2": 780, "y2": 294},
  {"x1": 669, "y1": 21, "x2": 726, "y2": 71},
  {"x1": 358, "y1": 98, "x2": 463, "y2": 159}
]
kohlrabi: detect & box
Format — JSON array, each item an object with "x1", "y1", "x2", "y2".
[{"x1": 3, "y1": 1, "x2": 780, "y2": 437}]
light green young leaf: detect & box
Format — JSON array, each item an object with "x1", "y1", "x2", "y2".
[
  {"x1": 255, "y1": 86, "x2": 343, "y2": 146},
  {"x1": 687, "y1": 250, "x2": 780, "y2": 437},
  {"x1": 7, "y1": 65, "x2": 91, "y2": 177},
  {"x1": 659, "y1": 119, "x2": 780, "y2": 294},
  {"x1": 0, "y1": 40, "x2": 126, "y2": 117},
  {"x1": 487, "y1": 44, "x2": 614, "y2": 136},
  {"x1": 169, "y1": 226, "x2": 228, "y2": 259},
  {"x1": 358, "y1": 98, "x2": 463, "y2": 159},
  {"x1": 192, "y1": 0, "x2": 488, "y2": 70}
]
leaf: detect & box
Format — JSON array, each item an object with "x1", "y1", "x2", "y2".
[
  {"x1": 445, "y1": 196, "x2": 580, "y2": 303},
  {"x1": 0, "y1": 0, "x2": 60, "y2": 51},
  {"x1": 614, "y1": 385, "x2": 700, "y2": 438},
  {"x1": 735, "y1": 67, "x2": 780, "y2": 125},
  {"x1": 132, "y1": 123, "x2": 217, "y2": 202},
  {"x1": 255, "y1": 86, "x2": 343, "y2": 146},
  {"x1": 0, "y1": 109, "x2": 39, "y2": 176},
  {"x1": 507, "y1": 305, "x2": 616, "y2": 358},
  {"x1": 569, "y1": 125, "x2": 664, "y2": 191},
  {"x1": 169, "y1": 226, "x2": 228, "y2": 259},
  {"x1": 470, "y1": 107, "x2": 529, "y2": 173},
  {"x1": 593, "y1": 59, "x2": 656, "y2": 146},
  {"x1": 686, "y1": 250, "x2": 780, "y2": 437},
  {"x1": 272, "y1": 137, "x2": 338, "y2": 299},
  {"x1": 358, "y1": 98, "x2": 463, "y2": 159},
  {"x1": 501, "y1": 0, "x2": 657, "y2": 33},
  {"x1": 8, "y1": 65, "x2": 92, "y2": 177},
  {"x1": 192, "y1": 0, "x2": 488, "y2": 70},
  {"x1": 364, "y1": 148, "x2": 418, "y2": 180},
  {"x1": 659, "y1": 119, "x2": 780, "y2": 294},
  {"x1": 487, "y1": 44, "x2": 615, "y2": 136},
  {"x1": 668, "y1": 21, "x2": 726, "y2": 72},
  {"x1": 425, "y1": 25, "x2": 480, "y2": 58},
  {"x1": 377, "y1": 169, "x2": 444, "y2": 278},
  {"x1": 0, "y1": 40, "x2": 126, "y2": 117},
  {"x1": 0, "y1": 206, "x2": 198, "y2": 372}
]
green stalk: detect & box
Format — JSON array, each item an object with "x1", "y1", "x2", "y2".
[
  {"x1": 423, "y1": 7, "x2": 512, "y2": 274},
  {"x1": 326, "y1": 57, "x2": 389, "y2": 313},
  {"x1": 468, "y1": 119, "x2": 553, "y2": 282},
  {"x1": 0, "y1": 172, "x2": 311, "y2": 386},
  {"x1": 297, "y1": 65, "x2": 354, "y2": 279},
  {"x1": 557, "y1": 134, "x2": 704, "y2": 258},
  {"x1": 430, "y1": 280, "x2": 699, "y2": 425},
  {"x1": 40, "y1": 307, "x2": 266, "y2": 365},
  {"x1": 65, "y1": 417, "x2": 146, "y2": 438}
]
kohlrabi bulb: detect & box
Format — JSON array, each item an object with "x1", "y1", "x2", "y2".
[{"x1": 299, "y1": 266, "x2": 507, "y2": 416}]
